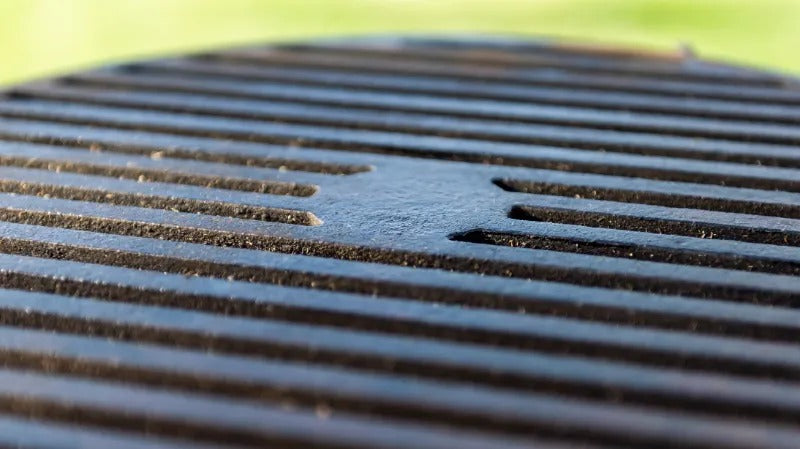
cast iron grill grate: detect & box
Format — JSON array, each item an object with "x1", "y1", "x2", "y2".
[{"x1": 0, "y1": 35, "x2": 800, "y2": 448}]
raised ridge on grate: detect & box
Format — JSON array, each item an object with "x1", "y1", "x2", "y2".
[{"x1": 1, "y1": 35, "x2": 800, "y2": 449}]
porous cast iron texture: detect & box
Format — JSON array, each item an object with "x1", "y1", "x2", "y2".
[{"x1": 0, "y1": 35, "x2": 800, "y2": 448}]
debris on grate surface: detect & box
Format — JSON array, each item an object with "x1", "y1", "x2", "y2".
[{"x1": 1, "y1": 35, "x2": 800, "y2": 448}]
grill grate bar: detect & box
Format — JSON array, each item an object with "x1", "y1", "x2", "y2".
[
  {"x1": 57, "y1": 72, "x2": 800, "y2": 143},
  {"x1": 4, "y1": 101, "x2": 800, "y2": 194},
  {"x1": 201, "y1": 55, "x2": 800, "y2": 104},
  {"x1": 2, "y1": 186, "x2": 800, "y2": 307},
  {"x1": 0, "y1": 331, "x2": 798, "y2": 449},
  {"x1": 141, "y1": 59, "x2": 800, "y2": 124},
  {"x1": 0, "y1": 117, "x2": 372, "y2": 175},
  {"x1": 19, "y1": 80, "x2": 800, "y2": 152},
  {"x1": 2, "y1": 219, "x2": 799, "y2": 335},
  {"x1": 212, "y1": 45, "x2": 787, "y2": 86}
]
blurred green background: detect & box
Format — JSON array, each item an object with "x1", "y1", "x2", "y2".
[{"x1": 2, "y1": 0, "x2": 799, "y2": 86}]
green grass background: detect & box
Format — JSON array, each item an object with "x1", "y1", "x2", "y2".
[{"x1": 2, "y1": 0, "x2": 799, "y2": 86}]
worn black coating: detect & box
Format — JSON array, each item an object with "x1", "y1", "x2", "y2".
[{"x1": 0, "y1": 35, "x2": 799, "y2": 448}]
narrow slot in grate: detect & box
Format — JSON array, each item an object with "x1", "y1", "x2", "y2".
[
  {"x1": 0, "y1": 154, "x2": 317, "y2": 196},
  {"x1": 2, "y1": 263, "x2": 800, "y2": 385},
  {"x1": 509, "y1": 205, "x2": 800, "y2": 247},
  {"x1": 0, "y1": 179, "x2": 320, "y2": 225},
  {"x1": 1, "y1": 231, "x2": 799, "y2": 341},
  {"x1": 120, "y1": 57, "x2": 800, "y2": 106},
  {"x1": 0, "y1": 117, "x2": 372, "y2": 176},
  {"x1": 494, "y1": 179, "x2": 800, "y2": 219},
  {"x1": 4, "y1": 100, "x2": 800, "y2": 193},
  {"x1": 0, "y1": 206, "x2": 798, "y2": 309},
  {"x1": 451, "y1": 229, "x2": 800, "y2": 276},
  {"x1": 202, "y1": 47, "x2": 786, "y2": 87},
  {"x1": 47, "y1": 76, "x2": 800, "y2": 148},
  {"x1": 135, "y1": 59, "x2": 800, "y2": 125}
]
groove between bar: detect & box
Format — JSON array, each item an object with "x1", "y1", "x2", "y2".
[
  {"x1": 1, "y1": 235, "x2": 799, "y2": 343},
  {"x1": 0, "y1": 325, "x2": 795, "y2": 444},
  {"x1": 132, "y1": 60, "x2": 800, "y2": 126},
  {"x1": 509, "y1": 205, "x2": 800, "y2": 247},
  {"x1": 0, "y1": 121, "x2": 372, "y2": 176},
  {"x1": 204, "y1": 47, "x2": 785, "y2": 87},
  {"x1": 0, "y1": 154, "x2": 317, "y2": 197},
  {"x1": 451, "y1": 229, "x2": 800, "y2": 277},
  {"x1": 0, "y1": 179, "x2": 320, "y2": 225},
  {"x1": 3, "y1": 106, "x2": 800, "y2": 193},
  {"x1": 494, "y1": 179, "x2": 800, "y2": 219},
  {"x1": 53, "y1": 75, "x2": 800, "y2": 148},
  {"x1": 1, "y1": 267, "x2": 799, "y2": 385},
  {"x1": 190, "y1": 48, "x2": 800, "y2": 105},
  {"x1": 0, "y1": 208, "x2": 798, "y2": 308}
]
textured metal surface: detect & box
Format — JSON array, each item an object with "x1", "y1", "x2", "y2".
[{"x1": 0, "y1": 35, "x2": 800, "y2": 448}]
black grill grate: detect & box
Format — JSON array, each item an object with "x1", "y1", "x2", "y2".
[{"x1": 0, "y1": 35, "x2": 800, "y2": 448}]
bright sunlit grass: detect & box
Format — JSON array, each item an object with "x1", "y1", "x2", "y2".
[{"x1": 2, "y1": 0, "x2": 799, "y2": 86}]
